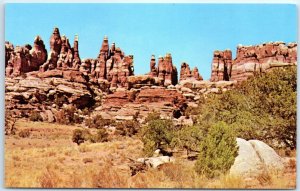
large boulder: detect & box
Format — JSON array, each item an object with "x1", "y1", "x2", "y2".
[
  {"x1": 229, "y1": 138, "x2": 264, "y2": 177},
  {"x1": 248, "y1": 140, "x2": 284, "y2": 171},
  {"x1": 230, "y1": 138, "x2": 284, "y2": 178}
]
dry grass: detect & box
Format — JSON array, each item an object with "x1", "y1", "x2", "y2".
[{"x1": 5, "y1": 119, "x2": 296, "y2": 188}]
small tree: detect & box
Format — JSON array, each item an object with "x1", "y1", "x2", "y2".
[
  {"x1": 141, "y1": 119, "x2": 174, "y2": 156},
  {"x1": 171, "y1": 125, "x2": 203, "y2": 156},
  {"x1": 195, "y1": 122, "x2": 238, "y2": 178}
]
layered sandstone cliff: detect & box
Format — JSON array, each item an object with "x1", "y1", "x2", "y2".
[{"x1": 210, "y1": 42, "x2": 297, "y2": 83}]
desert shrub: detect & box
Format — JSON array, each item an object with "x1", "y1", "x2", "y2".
[
  {"x1": 195, "y1": 67, "x2": 296, "y2": 149},
  {"x1": 18, "y1": 129, "x2": 31, "y2": 138},
  {"x1": 5, "y1": 110, "x2": 16, "y2": 135},
  {"x1": 56, "y1": 105, "x2": 83, "y2": 125},
  {"x1": 29, "y1": 111, "x2": 43, "y2": 122},
  {"x1": 144, "y1": 111, "x2": 161, "y2": 123},
  {"x1": 115, "y1": 120, "x2": 140, "y2": 137},
  {"x1": 72, "y1": 129, "x2": 91, "y2": 145},
  {"x1": 90, "y1": 128, "x2": 109, "y2": 143},
  {"x1": 85, "y1": 115, "x2": 114, "y2": 129},
  {"x1": 140, "y1": 118, "x2": 175, "y2": 156},
  {"x1": 195, "y1": 122, "x2": 238, "y2": 178}
]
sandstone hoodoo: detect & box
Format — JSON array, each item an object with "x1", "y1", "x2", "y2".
[
  {"x1": 148, "y1": 53, "x2": 178, "y2": 86},
  {"x1": 210, "y1": 42, "x2": 297, "y2": 83},
  {"x1": 180, "y1": 62, "x2": 203, "y2": 81},
  {"x1": 210, "y1": 49, "x2": 232, "y2": 82}
]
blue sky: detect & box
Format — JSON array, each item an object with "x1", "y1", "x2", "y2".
[{"x1": 5, "y1": 3, "x2": 297, "y2": 80}]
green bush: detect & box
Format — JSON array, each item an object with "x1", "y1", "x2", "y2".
[
  {"x1": 140, "y1": 118, "x2": 175, "y2": 156},
  {"x1": 171, "y1": 125, "x2": 203, "y2": 156},
  {"x1": 144, "y1": 111, "x2": 161, "y2": 123},
  {"x1": 194, "y1": 122, "x2": 238, "y2": 178}
]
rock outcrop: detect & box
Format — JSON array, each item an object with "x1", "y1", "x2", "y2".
[
  {"x1": 210, "y1": 42, "x2": 297, "y2": 83},
  {"x1": 5, "y1": 76, "x2": 94, "y2": 120},
  {"x1": 230, "y1": 138, "x2": 284, "y2": 178}
]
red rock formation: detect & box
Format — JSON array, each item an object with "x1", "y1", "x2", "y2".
[
  {"x1": 72, "y1": 35, "x2": 81, "y2": 70},
  {"x1": 180, "y1": 62, "x2": 192, "y2": 80},
  {"x1": 104, "y1": 88, "x2": 185, "y2": 108},
  {"x1": 40, "y1": 27, "x2": 62, "y2": 71},
  {"x1": 192, "y1": 67, "x2": 203, "y2": 80},
  {"x1": 149, "y1": 55, "x2": 158, "y2": 77},
  {"x1": 231, "y1": 42, "x2": 297, "y2": 82},
  {"x1": 180, "y1": 62, "x2": 203, "y2": 81},
  {"x1": 6, "y1": 45, "x2": 31, "y2": 77},
  {"x1": 156, "y1": 53, "x2": 178, "y2": 86},
  {"x1": 210, "y1": 49, "x2": 232, "y2": 82},
  {"x1": 97, "y1": 36, "x2": 109, "y2": 79},
  {"x1": 5, "y1": 41, "x2": 14, "y2": 68},
  {"x1": 95, "y1": 36, "x2": 134, "y2": 88},
  {"x1": 57, "y1": 35, "x2": 72, "y2": 69},
  {"x1": 29, "y1": 36, "x2": 47, "y2": 71}
]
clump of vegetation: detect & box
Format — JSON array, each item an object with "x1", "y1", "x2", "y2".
[
  {"x1": 194, "y1": 122, "x2": 238, "y2": 178},
  {"x1": 140, "y1": 115, "x2": 175, "y2": 156},
  {"x1": 85, "y1": 114, "x2": 114, "y2": 129},
  {"x1": 72, "y1": 129, "x2": 91, "y2": 145},
  {"x1": 29, "y1": 111, "x2": 43, "y2": 122},
  {"x1": 72, "y1": 128, "x2": 109, "y2": 145},
  {"x1": 56, "y1": 105, "x2": 83, "y2": 125},
  {"x1": 144, "y1": 111, "x2": 161, "y2": 123},
  {"x1": 90, "y1": 129, "x2": 109, "y2": 143},
  {"x1": 115, "y1": 120, "x2": 140, "y2": 137},
  {"x1": 195, "y1": 67, "x2": 296, "y2": 150},
  {"x1": 18, "y1": 129, "x2": 31, "y2": 138}
]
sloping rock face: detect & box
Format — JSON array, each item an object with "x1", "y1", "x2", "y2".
[
  {"x1": 230, "y1": 138, "x2": 284, "y2": 178},
  {"x1": 5, "y1": 76, "x2": 94, "y2": 120},
  {"x1": 210, "y1": 42, "x2": 297, "y2": 83}
]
